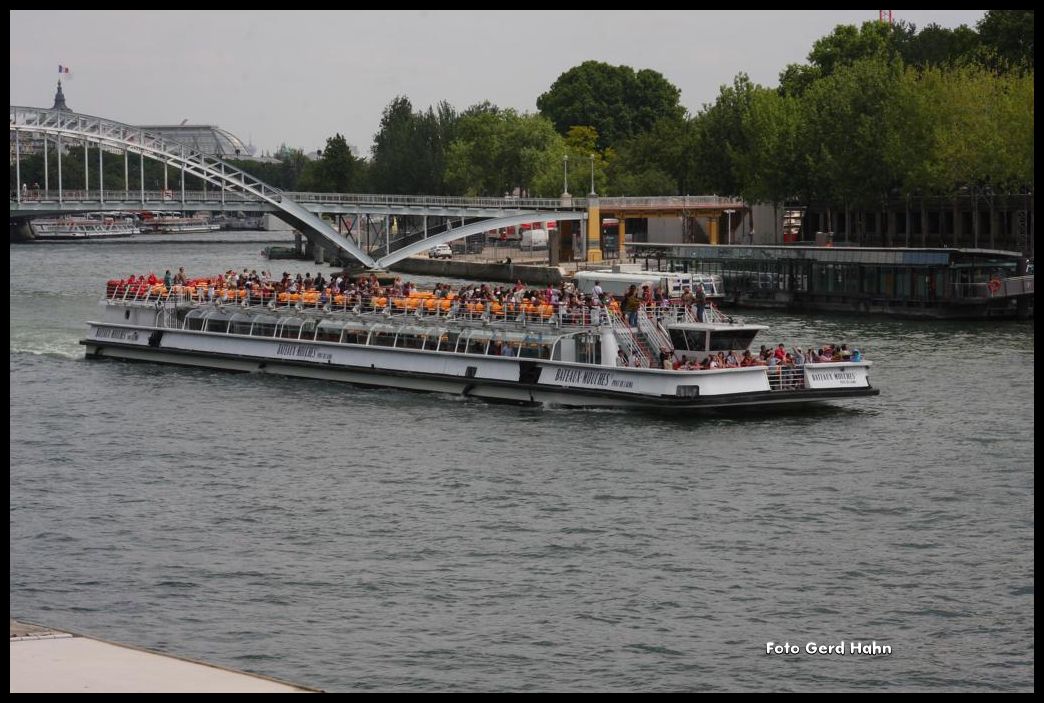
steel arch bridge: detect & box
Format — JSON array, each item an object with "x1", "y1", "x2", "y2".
[
  {"x1": 9, "y1": 106, "x2": 592, "y2": 268},
  {"x1": 10, "y1": 106, "x2": 379, "y2": 266}
]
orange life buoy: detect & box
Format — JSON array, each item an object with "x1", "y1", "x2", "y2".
[{"x1": 988, "y1": 278, "x2": 1001, "y2": 294}]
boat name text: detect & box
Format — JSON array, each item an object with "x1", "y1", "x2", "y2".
[
  {"x1": 276, "y1": 343, "x2": 332, "y2": 361},
  {"x1": 95, "y1": 327, "x2": 140, "y2": 341},
  {"x1": 806, "y1": 368, "x2": 859, "y2": 386},
  {"x1": 553, "y1": 368, "x2": 631, "y2": 388}
]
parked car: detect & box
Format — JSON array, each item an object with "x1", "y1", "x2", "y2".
[{"x1": 428, "y1": 243, "x2": 453, "y2": 259}]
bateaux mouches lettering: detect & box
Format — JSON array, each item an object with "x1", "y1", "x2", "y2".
[
  {"x1": 275, "y1": 343, "x2": 331, "y2": 361},
  {"x1": 553, "y1": 367, "x2": 613, "y2": 387},
  {"x1": 806, "y1": 368, "x2": 858, "y2": 385}
]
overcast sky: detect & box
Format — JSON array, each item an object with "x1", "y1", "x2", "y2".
[{"x1": 11, "y1": 10, "x2": 985, "y2": 157}]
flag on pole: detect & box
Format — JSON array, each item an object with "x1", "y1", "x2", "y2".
[{"x1": 58, "y1": 65, "x2": 70, "y2": 75}]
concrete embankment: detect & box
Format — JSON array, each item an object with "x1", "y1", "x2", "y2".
[{"x1": 389, "y1": 257, "x2": 566, "y2": 286}]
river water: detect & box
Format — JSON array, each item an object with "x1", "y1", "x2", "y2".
[{"x1": 9, "y1": 234, "x2": 1034, "y2": 691}]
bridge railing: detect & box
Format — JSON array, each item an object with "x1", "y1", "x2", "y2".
[
  {"x1": 595, "y1": 195, "x2": 745, "y2": 209},
  {"x1": 11, "y1": 189, "x2": 260, "y2": 204},
  {"x1": 281, "y1": 192, "x2": 571, "y2": 209}
]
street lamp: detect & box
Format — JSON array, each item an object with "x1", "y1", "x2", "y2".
[
  {"x1": 562, "y1": 154, "x2": 569, "y2": 196},
  {"x1": 724, "y1": 209, "x2": 736, "y2": 245},
  {"x1": 589, "y1": 154, "x2": 596, "y2": 196}
]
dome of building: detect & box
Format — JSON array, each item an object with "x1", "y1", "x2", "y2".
[{"x1": 137, "y1": 124, "x2": 256, "y2": 159}]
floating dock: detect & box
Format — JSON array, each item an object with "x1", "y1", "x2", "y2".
[{"x1": 10, "y1": 618, "x2": 320, "y2": 693}]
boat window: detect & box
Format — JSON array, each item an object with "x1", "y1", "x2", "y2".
[
  {"x1": 249, "y1": 314, "x2": 278, "y2": 338},
  {"x1": 368, "y1": 325, "x2": 397, "y2": 347},
  {"x1": 341, "y1": 324, "x2": 368, "y2": 345},
  {"x1": 669, "y1": 328, "x2": 706, "y2": 351},
  {"x1": 299, "y1": 319, "x2": 318, "y2": 340},
  {"x1": 519, "y1": 341, "x2": 551, "y2": 359},
  {"x1": 184, "y1": 308, "x2": 207, "y2": 331},
  {"x1": 229, "y1": 313, "x2": 253, "y2": 336},
  {"x1": 276, "y1": 317, "x2": 303, "y2": 339},
  {"x1": 708, "y1": 330, "x2": 759, "y2": 352},
  {"x1": 315, "y1": 319, "x2": 343, "y2": 342},
  {"x1": 575, "y1": 333, "x2": 601, "y2": 364}
]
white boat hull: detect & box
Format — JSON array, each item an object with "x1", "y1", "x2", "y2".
[{"x1": 82, "y1": 319, "x2": 878, "y2": 411}]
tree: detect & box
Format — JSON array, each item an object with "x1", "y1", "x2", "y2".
[
  {"x1": 608, "y1": 116, "x2": 695, "y2": 196},
  {"x1": 370, "y1": 97, "x2": 457, "y2": 195},
  {"x1": 536, "y1": 61, "x2": 684, "y2": 149},
  {"x1": 689, "y1": 74, "x2": 760, "y2": 197},
  {"x1": 897, "y1": 22, "x2": 980, "y2": 69},
  {"x1": 318, "y1": 133, "x2": 361, "y2": 192},
  {"x1": 977, "y1": 10, "x2": 1034, "y2": 73},
  {"x1": 445, "y1": 107, "x2": 562, "y2": 197}
]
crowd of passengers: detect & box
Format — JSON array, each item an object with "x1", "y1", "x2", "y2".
[
  {"x1": 119, "y1": 268, "x2": 650, "y2": 315},
  {"x1": 115, "y1": 269, "x2": 863, "y2": 366},
  {"x1": 660, "y1": 342, "x2": 861, "y2": 372}
]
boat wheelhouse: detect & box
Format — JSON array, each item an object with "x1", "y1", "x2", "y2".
[{"x1": 82, "y1": 278, "x2": 879, "y2": 410}]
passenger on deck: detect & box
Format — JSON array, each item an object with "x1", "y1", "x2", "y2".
[
  {"x1": 680, "y1": 286, "x2": 694, "y2": 315},
  {"x1": 623, "y1": 285, "x2": 640, "y2": 326},
  {"x1": 693, "y1": 284, "x2": 706, "y2": 322}
]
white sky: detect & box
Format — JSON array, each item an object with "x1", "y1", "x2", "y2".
[{"x1": 11, "y1": 10, "x2": 986, "y2": 157}]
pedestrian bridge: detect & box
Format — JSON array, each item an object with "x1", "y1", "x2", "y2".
[{"x1": 10, "y1": 106, "x2": 744, "y2": 267}]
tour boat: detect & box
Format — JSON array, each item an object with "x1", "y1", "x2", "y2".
[
  {"x1": 139, "y1": 212, "x2": 221, "y2": 233},
  {"x1": 82, "y1": 279, "x2": 879, "y2": 410},
  {"x1": 31, "y1": 216, "x2": 139, "y2": 241}
]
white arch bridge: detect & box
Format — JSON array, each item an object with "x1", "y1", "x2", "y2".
[{"x1": 10, "y1": 106, "x2": 587, "y2": 268}]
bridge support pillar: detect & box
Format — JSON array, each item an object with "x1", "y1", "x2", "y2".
[
  {"x1": 618, "y1": 218, "x2": 627, "y2": 260},
  {"x1": 10, "y1": 221, "x2": 34, "y2": 242},
  {"x1": 295, "y1": 231, "x2": 304, "y2": 256},
  {"x1": 708, "y1": 214, "x2": 720, "y2": 245},
  {"x1": 586, "y1": 200, "x2": 602, "y2": 262},
  {"x1": 314, "y1": 244, "x2": 324, "y2": 265}
]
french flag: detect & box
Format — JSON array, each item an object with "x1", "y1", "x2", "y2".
[{"x1": 58, "y1": 65, "x2": 70, "y2": 74}]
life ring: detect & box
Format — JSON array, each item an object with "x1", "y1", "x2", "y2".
[{"x1": 988, "y1": 278, "x2": 1001, "y2": 294}]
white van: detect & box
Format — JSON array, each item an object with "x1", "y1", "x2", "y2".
[{"x1": 520, "y1": 228, "x2": 548, "y2": 249}]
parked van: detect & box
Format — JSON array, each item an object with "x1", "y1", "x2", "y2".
[{"x1": 520, "y1": 228, "x2": 548, "y2": 249}]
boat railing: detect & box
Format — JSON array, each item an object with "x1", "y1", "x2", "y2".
[
  {"x1": 637, "y1": 305, "x2": 674, "y2": 354},
  {"x1": 605, "y1": 309, "x2": 652, "y2": 368},
  {"x1": 102, "y1": 284, "x2": 630, "y2": 332},
  {"x1": 951, "y1": 276, "x2": 1034, "y2": 300},
  {"x1": 641, "y1": 301, "x2": 733, "y2": 326},
  {"x1": 766, "y1": 365, "x2": 807, "y2": 391}
]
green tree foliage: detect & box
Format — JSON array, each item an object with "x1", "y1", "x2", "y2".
[
  {"x1": 444, "y1": 106, "x2": 562, "y2": 197},
  {"x1": 896, "y1": 22, "x2": 980, "y2": 69},
  {"x1": 536, "y1": 61, "x2": 684, "y2": 149},
  {"x1": 608, "y1": 117, "x2": 696, "y2": 196},
  {"x1": 977, "y1": 10, "x2": 1034, "y2": 73},
  {"x1": 798, "y1": 57, "x2": 904, "y2": 209},
  {"x1": 317, "y1": 133, "x2": 362, "y2": 192},
  {"x1": 527, "y1": 125, "x2": 619, "y2": 198},
  {"x1": 370, "y1": 96, "x2": 457, "y2": 195},
  {"x1": 689, "y1": 74, "x2": 759, "y2": 196}
]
